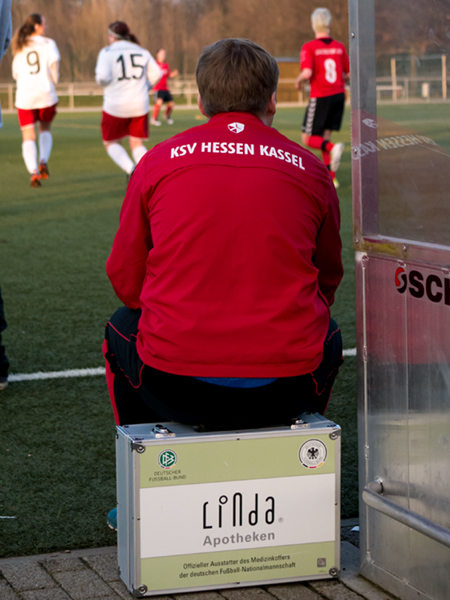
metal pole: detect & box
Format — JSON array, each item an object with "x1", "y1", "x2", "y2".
[
  {"x1": 391, "y1": 57, "x2": 397, "y2": 101},
  {"x1": 349, "y1": 0, "x2": 379, "y2": 238},
  {"x1": 442, "y1": 54, "x2": 447, "y2": 100},
  {"x1": 187, "y1": 84, "x2": 192, "y2": 107},
  {"x1": 69, "y1": 83, "x2": 74, "y2": 110},
  {"x1": 8, "y1": 84, "x2": 13, "y2": 110},
  {"x1": 363, "y1": 480, "x2": 450, "y2": 549}
]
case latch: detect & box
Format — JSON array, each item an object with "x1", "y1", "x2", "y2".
[
  {"x1": 290, "y1": 418, "x2": 310, "y2": 429},
  {"x1": 131, "y1": 440, "x2": 146, "y2": 453},
  {"x1": 152, "y1": 424, "x2": 176, "y2": 438}
]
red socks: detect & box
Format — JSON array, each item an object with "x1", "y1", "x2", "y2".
[
  {"x1": 305, "y1": 135, "x2": 324, "y2": 150},
  {"x1": 152, "y1": 105, "x2": 160, "y2": 120},
  {"x1": 304, "y1": 136, "x2": 335, "y2": 177}
]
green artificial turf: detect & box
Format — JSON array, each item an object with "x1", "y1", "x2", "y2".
[{"x1": 0, "y1": 107, "x2": 357, "y2": 558}]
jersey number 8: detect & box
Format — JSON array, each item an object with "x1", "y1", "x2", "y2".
[
  {"x1": 27, "y1": 51, "x2": 40, "y2": 75},
  {"x1": 324, "y1": 58, "x2": 337, "y2": 84}
]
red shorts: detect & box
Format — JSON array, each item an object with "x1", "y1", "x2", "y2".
[
  {"x1": 17, "y1": 104, "x2": 58, "y2": 129},
  {"x1": 101, "y1": 111, "x2": 149, "y2": 142}
]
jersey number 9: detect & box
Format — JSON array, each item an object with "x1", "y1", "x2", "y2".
[{"x1": 27, "y1": 51, "x2": 40, "y2": 74}]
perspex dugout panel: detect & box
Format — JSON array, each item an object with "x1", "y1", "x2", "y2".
[
  {"x1": 349, "y1": 1, "x2": 450, "y2": 599},
  {"x1": 115, "y1": 414, "x2": 340, "y2": 597}
]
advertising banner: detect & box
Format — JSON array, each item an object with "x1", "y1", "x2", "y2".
[{"x1": 136, "y1": 434, "x2": 337, "y2": 591}]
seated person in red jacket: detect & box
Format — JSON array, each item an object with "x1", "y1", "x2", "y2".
[{"x1": 103, "y1": 38, "x2": 344, "y2": 431}]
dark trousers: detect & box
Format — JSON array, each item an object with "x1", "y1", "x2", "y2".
[
  {"x1": 0, "y1": 287, "x2": 9, "y2": 378},
  {"x1": 103, "y1": 307, "x2": 343, "y2": 429}
]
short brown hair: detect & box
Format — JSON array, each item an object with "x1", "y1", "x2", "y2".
[{"x1": 196, "y1": 39, "x2": 279, "y2": 117}]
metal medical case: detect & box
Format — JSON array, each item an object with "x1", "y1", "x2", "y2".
[{"x1": 115, "y1": 413, "x2": 341, "y2": 597}]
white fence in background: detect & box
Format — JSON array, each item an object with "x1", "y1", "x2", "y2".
[
  {"x1": 0, "y1": 79, "x2": 198, "y2": 111},
  {"x1": 0, "y1": 73, "x2": 448, "y2": 111},
  {"x1": 0, "y1": 78, "x2": 306, "y2": 110}
]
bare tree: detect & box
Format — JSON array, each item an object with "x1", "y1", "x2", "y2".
[{"x1": 0, "y1": 0, "x2": 350, "y2": 82}]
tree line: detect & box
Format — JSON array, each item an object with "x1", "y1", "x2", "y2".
[
  {"x1": 0, "y1": 0, "x2": 349, "y2": 82},
  {"x1": 2, "y1": 0, "x2": 447, "y2": 83}
]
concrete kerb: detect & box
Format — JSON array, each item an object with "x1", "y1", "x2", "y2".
[{"x1": 0, "y1": 540, "x2": 399, "y2": 600}]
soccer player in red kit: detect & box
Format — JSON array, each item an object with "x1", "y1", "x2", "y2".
[
  {"x1": 151, "y1": 49, "x2": 179, "y2": 126},
  {"x1": 296, "y1": 8, "x2": 349, "y2": 187}
]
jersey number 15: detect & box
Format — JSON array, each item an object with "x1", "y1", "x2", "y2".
[{"x1": 117, "y1": 54, "x2": 144, "y2": 80}]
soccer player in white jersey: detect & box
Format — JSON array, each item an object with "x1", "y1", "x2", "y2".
[
  {"x1": 12, "y1": 14, "x2": 60, "y2": 187},
  {"x1": 95, "y1": 22, "x2": 162, "y2": 179}
]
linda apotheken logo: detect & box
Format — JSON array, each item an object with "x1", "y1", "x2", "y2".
[
  {"x1": 202, "y1": 492, "x2": 277, "y2": 548},
  {"x1": 158, "y1": 449, "x2": 177, "y2": 469},
  {"x1": 395, "y1": 267, "x2": 450, "y2": 305},
  {"x1": 228, "y1": 122, "x2": 245, "y2": 133},
  {"x1": 203, "y1": 493, "x2": 275, "y2": 529}
]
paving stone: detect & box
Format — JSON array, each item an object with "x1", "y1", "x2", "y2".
[
  {"x1": 108, "y1": 581, "x2": 172, "y2": 600},
  {"x1": 0, "y1": 579, "x2": 21, "y2": 600},
  {"x1": 0, "y1": 543, "x2": 404, "y2": 600},
  {"x1": 339, "y1": 544, "x2": 397, "y2": 600},
  {"x1": 309, "y1": 580, "x2": 364, "y2": 600},
  {"x1": 40, "y1": 557, "x2": 87, "y2": 574},
  {"x1": 108, "y1": 580, "x2": 134, "y2": 599},
  {"x1": 20, "y1": 589, "x2": 72, "y2": 600},
  {"x1": 267, "y1": 582, "x2": 323, "y2": 600},
  {"x1": 53, "y1": 570, "x2": 116, "y2": 599},
  {"x1": 83, "y1": 554, "x2": 121, "y2": 582},
  {"x1": 340, "y1": 541, "x2": 361, "y2": 580},
  {"x1": 342, "y1": 577, "x2": 399, "y2": 600},
  {"x1": 82, "y1": 597, "x2": 123, "y2": 600},
  {"x1": 0, "y1": 562, "x2": 56, "y2": 591},
  {"x1": 220, "y1": 587, "x2": 274, "y2": 600}
]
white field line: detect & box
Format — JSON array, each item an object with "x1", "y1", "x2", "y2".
[
  {"x1": 7, "y1": 348, "x2": 357, "y2": 383},
  {"x1": 8, "y1": 367, "x2": 105, "y2": 383},
  {"x1": 343, "y1": 348, "x2": 357, "y2": 357}
]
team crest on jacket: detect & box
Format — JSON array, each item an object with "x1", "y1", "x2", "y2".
[{"x1": 228, "y1": 122, "x2": 245, "y2": 134}]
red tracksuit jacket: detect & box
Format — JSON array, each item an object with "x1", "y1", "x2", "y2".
[{"x1": 107, "y1": 112, "x2": 343, "y2": 377}]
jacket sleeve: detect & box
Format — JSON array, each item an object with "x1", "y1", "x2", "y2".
[
  {"x1": 314, "y1": 181, "x2": 344, "y2": 306},
  {"x1": 1, "y1": 9, "x2": 12, "y2": 59},
  {"x1": 106, "y1": 163, "x2": 153, "y2": 308}
]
